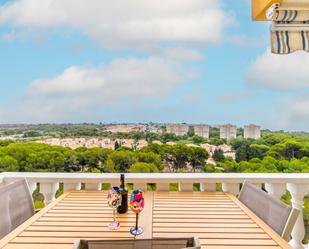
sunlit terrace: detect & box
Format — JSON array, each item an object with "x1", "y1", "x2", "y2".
[{"x1": 0, "y1": 172, "x2": 308, "y2": 249}]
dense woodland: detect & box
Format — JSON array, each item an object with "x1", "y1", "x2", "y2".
[{"x1": 1, "y1": 131, "x2": 309, "y2": 173}]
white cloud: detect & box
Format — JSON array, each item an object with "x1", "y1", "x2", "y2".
[
  {"x1": 246, "y1": 49, "x2": 309, "y2": 131},
  {"x1": 0, "y1": 0, "x2": 232, "y2": 50},
  {"x1": 247, "y1": 49, "x2": 309, "y2": 89},
  {"x1": 0, "y1": 57, "x2": 195, "y2": 122},
  {"x1": 267, "y1": 94, "x2": 309, "y2": 131}
]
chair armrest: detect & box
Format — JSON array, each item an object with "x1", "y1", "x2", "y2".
[
  {"x1": 34, "y1": 208, "x2": 42, "y2": 213},
  {"x1": 182, "y1": 237, "x2": 201, "y2": 249},
  {"x1": 72, "y1": 240, "x2": 80, "y2": 249}
]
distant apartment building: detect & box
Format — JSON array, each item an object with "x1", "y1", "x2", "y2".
[
  {"x1": 244, "y1": 124, "x2": 261, "y2": 139},
  {"x1": 194, "y1": 124, "x2": 210, "y2": 138},
  {"x1": 166, "y1": 124, "x2": 189, "y2": 136},
  {"x1": 220, "y1": 124, "x2": 237, "y2": 140}
]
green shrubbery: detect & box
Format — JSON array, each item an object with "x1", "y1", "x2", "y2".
[{"x1": 0, "y1": 142, "x2": 208, "y2": 173}]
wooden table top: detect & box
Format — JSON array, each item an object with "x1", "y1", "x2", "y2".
[{"x1": 0, "y1": 190, "x2": 291, "y2": 249}]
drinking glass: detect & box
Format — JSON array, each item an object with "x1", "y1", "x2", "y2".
[
  {"x1": 129, "y1": 189, "x2": 144, "y2": 236},
  {"x1": 107, "y1": 186, "x2": 122, "y2": 230}
]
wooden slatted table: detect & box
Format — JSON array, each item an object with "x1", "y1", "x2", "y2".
[
  {"x1": 0, "y1": 191, "x2": 152, "y2": 249},
  {"x1": 0, "y1": 191, "x2": 291, "y2": 249},
  {"x1": 152, "y1": 192, "x2": 291, "y2": 249}
]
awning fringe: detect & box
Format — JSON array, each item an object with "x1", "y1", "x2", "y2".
[{"x1": 271, "y1": 7, "x2": 309, "y2": 54}]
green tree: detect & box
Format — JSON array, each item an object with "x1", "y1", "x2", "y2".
[
  {"x1": 187, "y1": 126, "x2": 195, "y2": 137},
  {"x1": 108, "y1": 151, "x2": 137, "y2": 172},
  {"x1": 102, "y1": 159, "x2": 116, "y2": 172},
  {"x1": 6, "y1": 144, "x2": 30, "y2": 171},
  {"x1": 188, "y1": 147, "x2": 209, "y2": 172},
  {"x1": 131, "y1": 132, "x2": 144, "y2": 141},
  {"x1": 268, "y1": 140, "x2": 305, "y2": 160},
  {"x1": 203, "y1": 163, "x2": 217, "y2": 173},
  {"x1": 136, "y1": 152, "x2": 163, "y2": 170},
  {"x1": 23, "y1": 130, "x2": 41, "y2": 137},
  {"x1": 64, "y1": 151, "x2": 80, "y2": 172},
  {"x1": 283, "y1": 140, "x2": 303, "y2": 160},
  {"x1": 160, "y1": 133, "x2": 178, "y2": 144},
  {"x1": 81, "y1": 148, "x2": 111, "y2": 170},
  {"x1": 52, "y1": 152, "x2": 65, "y2": 172},
  {"x1": 145, "y1": 132, "x2": 159, "y2": 143},
  {"x1": 208, "y1": 138, "x2": 226, "y2": 146},
  {"x1": 230, "y1": 138, "x2": 253, "y2": 162},
  {"x1": 25, "y1": 151, "x2": 65, "y2": 172},
  {"x1": 0, "y1": 155, "x2": 19, "y2": 172},
  {"x1": 249, "y1": 144, "x2": 270, "y2": 159},
  {"x1": 209, "y1": 127, "x2": 220, "y2": 138},
  {"x1": 114, "y1": 140, "x2": 121, "y2": 150},
  {"x1": 218, "y1": 158, "x2": 238, "y2": 172},
  {"x1": 237, "y1": 128, "x2": 244, "y2": 137},
  {"x1": 192, "y1": 136, "x2": 205, "y2": 144},
  {"x1": 212, "y1": 148, "x2": 225, "y2": 162},
  {"x1": 0, "y1": 140, "x2": 13, "y2": 146},
  {"x1": 130, "y1": 162, "x2": 159, "y2": 173},
  {"x1": 168, "y1": 144, "x2": 191, "y2": 172},
  {"x1": 140, "y1": 143, "x2": 164, "y2": 155},
  {"x1": 261, "y1": 133, "x2": 288, "y2": 146}
]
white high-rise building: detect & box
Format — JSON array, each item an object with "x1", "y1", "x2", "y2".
[
  {"x1": 220, "y1": 124, "x2": 237, "y2": 140},
  {"x1": 194, "y1": 124, "x2": 210, "y2": 138},
  {"x1": 244, "y1": 124, "x2": 261, "y2": 139},
  {"x1": 166, "y1": 124, "x2": 189, "y2": 136}
]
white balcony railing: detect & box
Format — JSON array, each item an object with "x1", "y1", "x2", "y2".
[{"x1": 0, "y1": 172, "x2": 308, "y2": 249}]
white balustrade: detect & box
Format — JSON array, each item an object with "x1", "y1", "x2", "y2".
[
  {"x1": 156, "y1": 183, "x2": 169, "y2": 191},
  {"x1": 287, "y1": 183, "x2": 309, "y2": 249},
  {"x1": 265, "y1": 183, "x2": 286, "y2": 199},
  {"x1": 85, "y1": 183, "x2": 102, "y2": 190},
  {"x1": 40, "y1": 182, "x2": 59, "y2": 205},
  {"x1": 63, "y1": 182, "x2": 81, "y2": 191},
  {"x1": 222, "y1": 182, "x2": 240, "y2": 196},
  {"x1": 27, "y1": 182, "x2": 37, "y2": 195},
  {"x1": 0, "y1": 172, "x2": 308, "y2": 248},
  {"x1": 179, "y1": 182, "x2": 193, "y2": 191},
  {"x1": 200, "y1": 182, "x2": 216, "y2": 192}
]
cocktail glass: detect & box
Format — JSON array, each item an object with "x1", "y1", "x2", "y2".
[
  {"x1": 107, "y1": 186, "x2": 121, "y2": 230},
  {"x1": 129, "y1": 189, "x2": 144, "y2": 236}
]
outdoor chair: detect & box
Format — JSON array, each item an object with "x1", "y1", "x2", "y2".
[
  {"x1": 238, "y1": 181, "x2": 299, "y2": 241},
  {"x1": 73, "y1": 237, "x2": 201, "y2": 249},
  {"x1": 0, "y1": 179, "x2": 35, "y2": 239}
]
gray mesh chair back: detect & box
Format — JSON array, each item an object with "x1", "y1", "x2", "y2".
[
  {"x1": 238, "y1": 181, "x2": 299, "y2": 241},
  {"x1": 73, "y1": 237, "x2": 201, "y2": 249},
  {"x1": 0, "y1": 179, "x2": 35, "y2": 239}
]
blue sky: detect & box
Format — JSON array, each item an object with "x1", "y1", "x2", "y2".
[{"x1": 0, "y1": 0, "x2": 309, "y2": 131}]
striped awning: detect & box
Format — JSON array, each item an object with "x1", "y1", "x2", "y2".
[
  {"x1": 271, "y1": 30, "x2": 309, "y2": 54},
  {"x1": 270, "y1": 6, "x2": 309, "y2": 54},
  {"x1": 273, "y1": 9, "x2": 309, "y2": 22}
]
